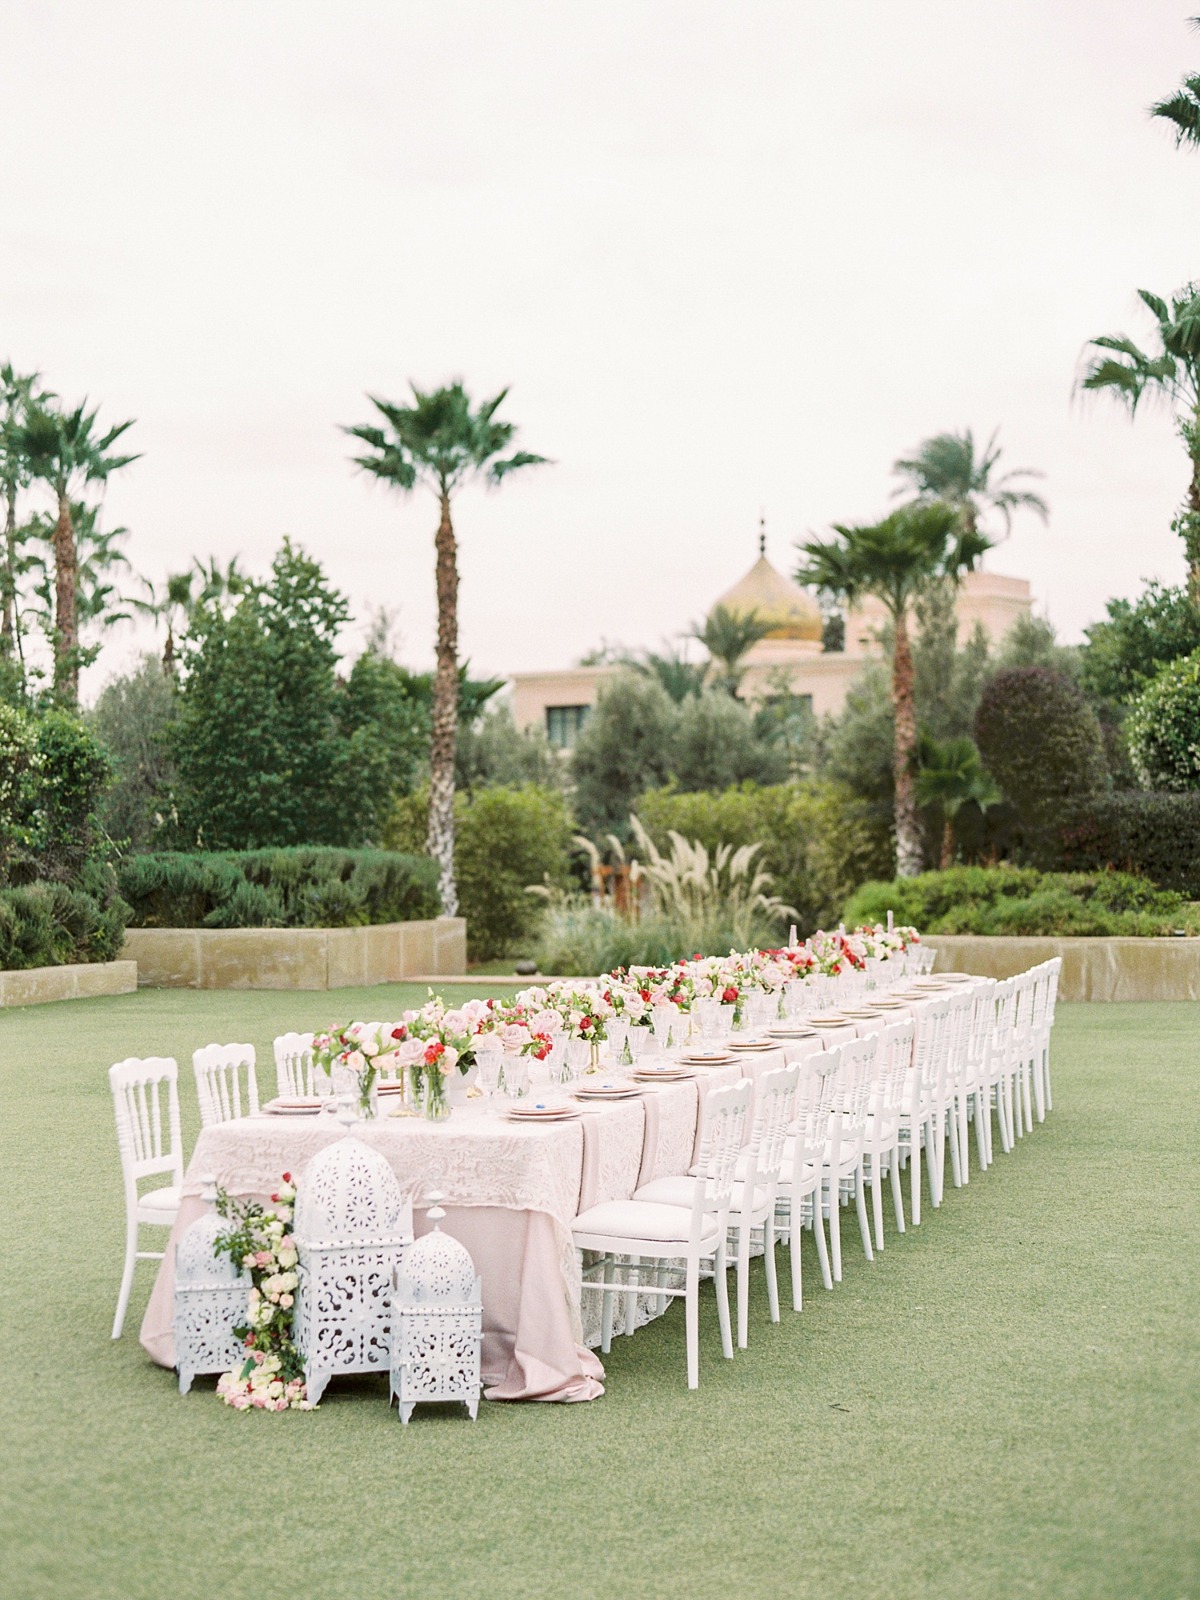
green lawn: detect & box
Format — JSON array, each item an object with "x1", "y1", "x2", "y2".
[{"x1": 1, "y1": 988, "x2": 1197, "y2": 1600}]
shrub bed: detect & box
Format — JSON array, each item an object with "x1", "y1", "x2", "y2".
[
  {"x1": 118, "y1": 848, "x2": 440, "y2": 930},
  {"x1": 0, "y1": 875, "x2": 130, "y2": 970},
  {"x1": 843, "y1": 865, "x2": 1200, "y2": 938},
  {"x1": 1057, "y1": 792, "x2": 1200, "y2": 899}
]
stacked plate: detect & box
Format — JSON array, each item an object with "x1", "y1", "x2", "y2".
[
  {"x1": 631, "y1": 1066, "x2": 695, "y2": 1083},
  {"x1": 768, "y1": 1025, "x2": 817, "y2": 1040},
  {"x1": 264, "y1": 1096, "x2": 324, "y2": 1116},
  {"x1": 679, "y1": 1047, "x2": 736, "y2": 1064},
  {"x1": 727, "y1": 1038, "x2": 775, "y2": 1053},
  {"x1": 506, "y1": 1102, "x2": 579, "y2": 1123},
  {"x1": 574, "y1": 1082, "x2": 642, "y2": 1102}
]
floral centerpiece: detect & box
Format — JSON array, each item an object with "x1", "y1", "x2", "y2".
[
  {"x1": 212, "y1": 1175, "x2": 312, "y2": 1412},
  {"x1": 390, "y1": 993, "x2": 482, "y2": 1119},
  {"x1": 310, "y1": 1022, "x2": 399, "y2": 1119}
]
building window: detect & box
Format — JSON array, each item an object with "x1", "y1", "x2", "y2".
[{"x1": 546, "y1": 704, "x2": 591, "y2": 748}]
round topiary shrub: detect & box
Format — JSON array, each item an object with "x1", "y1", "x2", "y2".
[
  {"x1": 1125, "y1": 648, "x2": 1200, "y2": 792},
  {"x1": 974, "y1": 667, "x2": 1108, "y2": 859}
]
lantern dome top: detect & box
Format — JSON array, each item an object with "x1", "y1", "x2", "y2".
[{"x1": 294, "y1": 1135, "x2": 411, "y2": 1246}]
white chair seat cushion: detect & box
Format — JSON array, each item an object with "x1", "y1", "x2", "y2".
[
  {"x1": 138, "y1": 1184, "x2": 181, "y2": 1215},
  {"x1": 634, "y1": 1174, "x2": 770, "y2": 1214},
  {"x1": 572, "y1": 1198, "x2": 720, "y2": 1247}
]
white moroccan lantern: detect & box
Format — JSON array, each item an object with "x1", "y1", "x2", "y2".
[
  {"x1": 293, "y1": 1131, "x2": 413, "y2": 1406},
  {"x1": 390, "y1": 1193, "x2": 483, "y2": 1424},
  {"x1": 173, "y1": 1175, "x2": 250, "y2": 1395}
]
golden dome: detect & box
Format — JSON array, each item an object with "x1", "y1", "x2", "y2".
[{"x1": 711, "y1": 554, "x2": 824, "y2": 643}]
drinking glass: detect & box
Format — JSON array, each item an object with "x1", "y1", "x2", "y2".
[
  {"x1": 504, "y1": 1052, "x2": 531, "y2": 1099},
  {"x1": 652, "y1": 1005, "x2": 674, "y2": 1053},
  {"x1": 565, "y1": 1038, "x2": 590, "y2": 1080},
  {"x1": 476, "y1": 1040, "x2": 502, "y2": 1100},
  {"x1": 696, "y1": 998, "x2": 719, "y2": 1041},
  {"x1": 607, "y1": 1019, "x2": 629, "y2": 1067}
]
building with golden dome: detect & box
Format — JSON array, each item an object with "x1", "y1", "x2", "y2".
[{"x1": 509, "y1": 533, "x2": 1032, "y2": 746}]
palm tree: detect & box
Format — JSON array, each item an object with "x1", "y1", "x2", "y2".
[
  {"x1": 0, "y1": 364, "x2": 54, "y2": 687},
  {"x1": 1080, "y1": 284, "x2": 1200, "y2": 600},
  {"x1": 344, "y1": 382, "x2": 548, "y2": 915},
  {"x1": 1151, "y1": 17, "x2": 1200, "y2": 147},
  {"x1": 25, "y1": 502, "x2": 139, "y2": 674},
  {"x1": 914, "y1": 733, "x2": 1003, "y2": 869},
  {"x1": 136, "y1": 555, "x2": 246, "y2": 674},
  {"x1": 636, "y1": 645, "x2": 707, "y2": 703},
  {"x1": 796, "y1": 502, "x2": 990, "y2": 876},
  {"x1": 691, "y1": 603, "x2": 771, "y2": 695},
  {"x1": 15, "y1": 399, "x2": 138, "y2": 703},
  {"x1": 892, "y1": 428, "x2": 1048, "y2": 542}
]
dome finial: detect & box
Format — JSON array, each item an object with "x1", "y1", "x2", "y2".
[{"x1": 758, "y1": 511, "x2": 766, "y2": 559}]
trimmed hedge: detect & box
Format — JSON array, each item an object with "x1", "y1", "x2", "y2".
[
  {"x1": 1057, "y1": 792, "x2": 1200, "y2": 899},
  {"x1": 0, "y1": 875, "x2": 130, "y2": 971},
  {"x1": 843, "y1": 865, "x2": 1200, "y2": 938},
  {"x1": 118, "y1": 847, "x2": 440, "y2": 930}
]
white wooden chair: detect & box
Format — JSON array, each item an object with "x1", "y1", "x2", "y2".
[
  {"x1": 192, "y1": 1042, "x2": 259, "y2": 1127},
  {"x1": 1038, "y1": 956, "x2": 1062, "y2": 1113},
  {"x1": 109, "y1": 1057, "x2": 183, "y2": 1339},
  {"x1": 774, "y1": 1050, "x2": 837, "y2": 1309},
  {"x1": 986, "y1": 978, "x2": 1018, "y2": 1158},
  {"x1": 636, "y1": 1064, "x2": 798, "y2": 1349},
  {"x1": 574, "y1": 1080, "x2": 750, "y2": 1389},
  {"x1": 862, "y1": 1017, "x2": 914, "y2": 1249},
  {"x1": 1010, "y1": 969, "x2": 1038, "y2": 1137},
  {"x1": 896, "y1": 996, "x2": 951, "y2": 1226},
  {"x1": 823, "y1": 1035, "x2": 878, "y2": 1281},
  {"x1": 960, "y1": 978, "x2": 997, "y2": 1171},
  {"x1": 273, "y1": 1031, "x2": 318, "y2": 1097}
]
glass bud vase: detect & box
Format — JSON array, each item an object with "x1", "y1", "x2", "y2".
[{"x1": 421, "y1": 1068, "x2": 451, "y2": 1122}]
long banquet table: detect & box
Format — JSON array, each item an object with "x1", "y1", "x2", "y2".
[{"x1": 141, "y1": 1036, "x2": 849, "y2": 1401}]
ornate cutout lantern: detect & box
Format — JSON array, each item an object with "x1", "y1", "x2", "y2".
[
  {"x1": 174, "y1": 1175, "x2": 250, "y2": 1395},
  {"x1": 390, "y1": 1193, "x2": 483, "y2": 1424},
  {"x1": 293, "y1": 1129, "x2": 413, "y2": 1406}
]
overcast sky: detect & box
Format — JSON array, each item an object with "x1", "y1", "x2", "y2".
[{"x1": 3, "y1": 1, "x2": 1198, "y2": 698}]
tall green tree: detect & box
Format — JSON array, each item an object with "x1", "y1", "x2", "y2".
[
  {"x1": 171, "y1": 541, "x2": 354, "y2": 849},
  {"x1": 344, "y1": 382, "x2": 547, "y2": 915},
  {"x1": 1080, "y1": 284, "x2": 1200, "y2": 599},
  {"x1": 797, "y1": 502, "x2": 990, "y2": 876},
  {"x1": 1150, "y1": 16, "x2": 1200, "y2": 147},
  {"x1": 914, "y1": 733, "x2": 1002, "y2": 869},
  {"x1": 892, "y1": 427, "x2": 1048, "y2": 541},
  {"x1": 0, "y1": 364, "x2": 54, "y2": 693},
  {"x1": 14, "y1": 399, "x2": 138, "y2": 703},
  {"x1": 136, "y1": 555, "x2": 245, "y2": 675},
  {"x1": 691, "y1": 603, "x2": 771, "y2": 695}
]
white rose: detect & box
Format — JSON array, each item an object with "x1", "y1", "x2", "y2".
[
  {"x1": 531, "y1": 1009, "x2": 561, "y2": 1036},
  {"x1": 440, "y1": 1046, "x2": 459, "y2": 1075},
  {"x1": 345, "y1": 1049, "x2": 366, "y2": 1074},
  {"x1": 443, "y1": 1009, "x2": 468, "y2": 1034},
  {"x1": 278, "y1": 1248, "x2": 298, "y2": 1269}
]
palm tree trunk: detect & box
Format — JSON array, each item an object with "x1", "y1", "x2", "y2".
[
  {"x1": 1187, "y1": 440, "x2": 1200, "y2": 608},
  {"x1": 939, "y1": 815, "x2": 955, "y2": 870},
  {"x1": 427, "y1": 486, "x2": 459, "y2": 916},
  {"x1": 1, "y1": 488, "x2": 15, "y2": 653},
  {"x1": 891, "y1": 606, "x2": 923, "y2": 877},
  {"x1": 52, "y1": 491, "x2": 79, "y2": 704}
]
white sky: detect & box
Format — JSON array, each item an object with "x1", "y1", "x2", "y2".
[{"x1": 3, "y1": 0, "x2": 1198, "y2": 699}]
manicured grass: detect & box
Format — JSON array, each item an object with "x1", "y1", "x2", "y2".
[{"x1": 1, "y1": 990, "x2": 1198, "y2": 1600}]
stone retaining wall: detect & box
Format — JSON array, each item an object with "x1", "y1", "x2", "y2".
[
  {"x1": 0, "y1": 959, "x2": 138, "y2": 1008},
  {"x1": 121, "y1": 917, "x2": 466, "y2": 991},
  {"x1": 926, "y1": 934, "x2": 1200, "y2": 1001}
]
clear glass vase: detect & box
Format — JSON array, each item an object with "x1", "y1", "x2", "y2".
[{"x1": 420, "y1": 1068, "x2": 451, "y2": 1121}]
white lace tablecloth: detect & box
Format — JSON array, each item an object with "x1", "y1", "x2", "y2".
[{"x1": 141, "y1": 1048, "x2": 794, "y2": 1403}]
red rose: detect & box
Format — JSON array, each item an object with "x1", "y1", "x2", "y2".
[
  {"x1": 424, "y1": 1040, "x2": 445, "y2": 1066},
  {"x1": 282, "y1": 1172, "x2": 292, "y2": 1184},
  {"x1": 579, "y1": 1015, "x2": 592, "y2": 1031},
  {"x1": 391, "y1": 1025, "x2": 405, "y2": 1041},
  {"x1": 722, "y1": 986, "x2": 738, "y2": 1004}
]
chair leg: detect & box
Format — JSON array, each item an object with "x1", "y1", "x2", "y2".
[
  {"x1": 600, "y1": 1256, "x2": 615, "y2": 1353},
  {"x1": 957, "y1": 1094, "x2": 970, "y2": 1183},
  {"x1": 871, "y1": 1158, "x2": 885, "y2": 1249},
  {"x1": 974, "y1": 1092, "x2": 988, "y2": 1170},
  {"x1": 910, "y1": 1136, "x2": 922, "y2": 1227},
  {"x1": 1031, "y1": 1050, "x2": 1045, "y2": 1123},
  {"x1": 828, "y1": 1175, "x2": 842, "y2": 1282},
  {"x1": 736, "y1": 1222, "x2": 751, "y2": 1350},
  {"x1": 714, "y1": 1242, "x2": 733, "y2": 1361},
  {"x1": 685, "y1": 1258, "x2": 700, "y2": 1388},
  {"x1": 812, "y1": 1193, "x2": 833, "y2": 1290},
  {"x1": 855, "y1": 1167, "x2": 874, "y2": 1261},
  {"x1": 111, "y1": 1215, "x2": 139, "y2": 1340},
  {"x1": 930, "y1": 1117, "x2": 945, "y2": 1206},
  {"x1": 1020, "y1": 1062, "x2": 1033, "y2": 1134},
  {"x1": 764, "y1": 1217, "x2": 780, "y2": 1323},
  {"x1": 1043, "y1": 1047, "x2": 1053, "y2": 1112},
  {"x1": 624, "y1": 1256, "x2": 640, "y2": 1337},
  {"x1": 889, "y1": 1152, "x2": 908, "y2": 1235}
]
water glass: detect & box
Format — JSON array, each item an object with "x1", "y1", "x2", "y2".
[
  {"x1": 476, "y1": 1041, "x2": 502, "y2": 1100},
  {"x1": 651, "y1": 1005, "x2": 674, "y2": 1052},
  {"x1": 504, "y1": 1052, "x2": 531, "y2": 1099},
  {"x1": 695, "y1": 998, "x2": 719, "y2": 1041},
  {"x1": 607, "y1": 1018, "x2": 630, "y2": 1067},
  {"x1": 565, "y1": 1037, "x2": 590, "y2": 1080}
]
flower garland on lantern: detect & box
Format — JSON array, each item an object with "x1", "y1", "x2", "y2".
[{"x1": 211, "y1": 1175, "x2": 313, "y2": 1411}]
